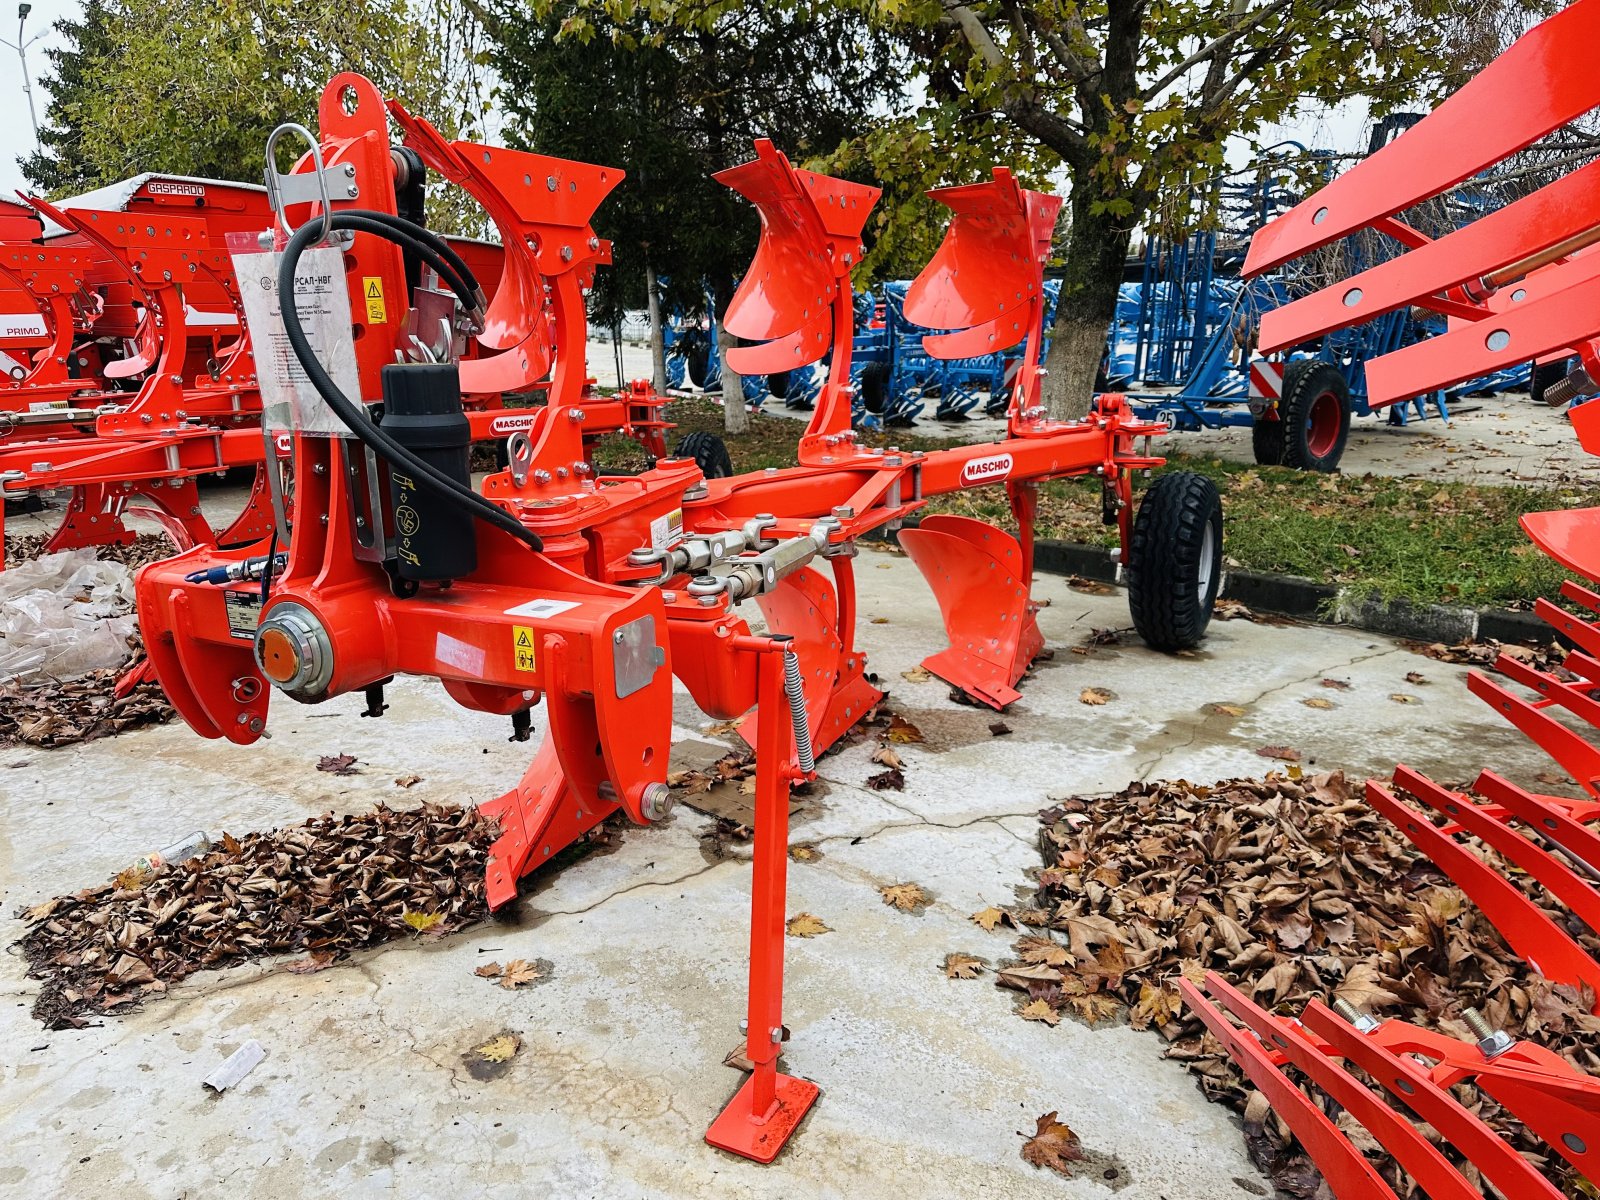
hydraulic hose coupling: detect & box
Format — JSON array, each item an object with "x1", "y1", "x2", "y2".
[{"x1": 254, "y1": 602, "x2": 335, "y2": 699}]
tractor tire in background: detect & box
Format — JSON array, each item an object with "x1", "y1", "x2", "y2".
[
  {"x1": 1531, "y1": 357, "x2": 1572, "y2": 406},
  {"x1": 859, "y1": 360, "x2": 890, "y2": 414},
  {"x1": 1278, "y1": 359, "x2": 1350, "y2": 472},
  {"x1": 1126, "y1": 471, "x2": 1223, "y2": 652},
  {"x1": 686, "y1": 342, "x2": 712, "y2": 390},
  {"x1": 673, "y1": 430, "x2": 733, "y2": 479},
  {"x1": 1250, "y1": 416, "x2": 1286, "y2": 466}
]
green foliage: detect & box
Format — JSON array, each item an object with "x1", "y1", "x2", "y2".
[
  {"x1": 475, "y1": 0, "x2": 910, "y2": 322},
  {"x1": 23, "y1": 0, "x2": 488, "y2": 231}
]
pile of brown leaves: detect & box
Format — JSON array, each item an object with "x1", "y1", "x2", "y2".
[
  {"x1": 1403, "y1": 637, "x2": 1572, "y2": 675},
  {"x1": 17, "y1": 802, "x2": 495, "y2": 1029},
  {"x1": 0, "y1": 663, "x2": 172, "y2": 747},
  {"x1": 988, "y1": 772, "x2": 1600, "y2": 1197},
  {"x1": 3, "y1": 532, "x2": 176, "y2": 572}
]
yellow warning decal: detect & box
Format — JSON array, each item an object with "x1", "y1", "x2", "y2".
[
  {"x1": 512, "y1": 625, "x2": 537, "y2": 672},
  {"x1": 362, "y1": 276, "x2": 387, "y2": 323}
]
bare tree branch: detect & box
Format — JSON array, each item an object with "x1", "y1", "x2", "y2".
[{"x1": 1141, "y1": 0, "x2": 1295, "y2": 102}]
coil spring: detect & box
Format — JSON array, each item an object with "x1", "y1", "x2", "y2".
[{"x1": 781, "y1": 648, "x2": 815, "y2": 774}]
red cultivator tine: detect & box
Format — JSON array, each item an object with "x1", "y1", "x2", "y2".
[
  {"x1": 1474, "y1": 769, "x2": 1600, "y2": 875},
  {"x1": 1467, "y1": 670, "x2": 1600, "y2": 797},
  {"x1": 1183, "y1": 975, "x2": 1476, "y2": 1200},
  {"x1": 1368, "y1": 777, "x2": 1600, "y2": 1001},
  {"x1": 1300, "y1": 1000, "x2": 1568, "y2": 1200},
  {"x1": 1392, "y1": 765, "x2": 1600, "y2": 939},
  {"x1": 1245, "y1": 0, "x2": 1600, "y2": 278},
  {"x1": 1176, "y1": 979, "x2": 1399, "y2": 1199},
  {"x1": 896, "y1": 514, "x2": 1043, "y2": 709}
]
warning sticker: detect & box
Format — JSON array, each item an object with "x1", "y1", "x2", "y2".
[
  {"x1": 649, "y1": 507, "x2": 684, "y2": 552},
  {"x1": 362, "y1": 277, "x2": 386, "y2": 323},
  {"x1": 512, "y1": 625, "x2": 537, "y2": 672}
]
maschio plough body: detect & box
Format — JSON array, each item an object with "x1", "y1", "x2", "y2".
[
  {"x1": 1190, "y1": 4, "x2": 1600, "y2": 1194},
  {"x1": 134, "y1": 76, "x2": 1222, "y2": 1159}
]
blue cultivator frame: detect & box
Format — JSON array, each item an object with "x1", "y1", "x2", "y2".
[{"x1": 1119, "y1": 144, "x2": 1531, "y2": 439}]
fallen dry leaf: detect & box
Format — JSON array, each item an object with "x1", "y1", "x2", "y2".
[
  {"x1": 496, "y1": 959, "x2": 545, "y2": 989},
  {"x1": 789, "y1": 844, "x2": 821, "y2": 863},
  {"x1": 1210, "y1": 703, "x2": 1246, "y2": 717},
  {"x1": 1255, "y1": 745, "x2": 1301, "y2": 762},
  {"x1": 786, "y1": 913, "x2": 831, "y2": 938},
  {"x1": 393, "y1": 775, "x2": 423, "y2": 789},
  {"x1": 474, "y1": 962, "x2": 503, "y2": 978},
  {"x1": 900, "y1": 665, "x2": 933, "y2": 683},
  {"x1": 1020, "y1": 1112, "x2": 1087, "y2": 1176},
  {"x1": 1079, "y1": 687, "x2": 1113, "y2": 706},
  {"x1": 462, "y1": 1031, "x2": 521, "y2": 1081},
  {"x1": 316, "y1": 754, "x2": 360, "y2": 776},
  {"x1": 879, "y1": 882, "x2": 931, "y2": 912},
  {"x1": 1019, "y1": 998, "x2": 1061, "y2": 1026},
  {"x1": 1320, "y1": 678, "x2": 1351, "y2": 689},
  {"x1": 402, "y1": 909, "x2": 445, "y2": 933},
  {"x1": 283, "y1": 953, "x2": 334, "y2": 975},
  {"x1": 989, "y1": 721, "x2": 1012, "y2": 736},
  {"x1": 884, "y1": 714, "x2": 925, "y2": 744},
  {"x1": 866, "y1": 767, "x2": 905, "y2": 791},
  {"x1": 1389, "y1": 693, "x2": 1419, "y2": 704},
  {"x1": 943, "y1": 952, "x2": 986, "y2": 979},
  {"x1": 971, "y1": 906, "x2": 1012, "y2": 932},
  {"x1": 1404, "y1": 671, "x2": 1428, "y2": 685},
  {"x1": 1301, "y1": 698, "x2": 1334, "y2": 710},
  {"x1": 870, "y1": 746, "x2": 904, "y2": 770}
]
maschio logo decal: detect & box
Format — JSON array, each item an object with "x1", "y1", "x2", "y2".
[
  {"x1": 961, "y1": 453, "x2": 1013, "y2": 486},
  {"x1": 491, "y1": 412, "x2": 537, "y2": 435}
]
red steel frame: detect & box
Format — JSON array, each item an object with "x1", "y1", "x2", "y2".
[
  {"x1": 1194, "y1": 5, "x2": 1600, "y2": 1193},
  {"x1": 132, "y1": 76, "x2": 1177, "y2": 1161}
]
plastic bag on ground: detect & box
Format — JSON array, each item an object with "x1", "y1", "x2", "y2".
[{"x1": 0, "y1": 548, "x2": 139, "y2": 683}]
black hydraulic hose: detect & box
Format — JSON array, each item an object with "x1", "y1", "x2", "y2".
[
  {"x1": 333, "y1": 210, "x2": 483, "y2": 310},
  {"x1": 275, "y1": 213, "x2": 543, "y2": 553}
]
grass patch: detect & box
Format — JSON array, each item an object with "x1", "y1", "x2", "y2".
[{"x1": 663, "y1": 398, "x2": 1596, "y2": 610}]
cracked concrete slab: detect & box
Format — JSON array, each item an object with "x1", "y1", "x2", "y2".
[{"x1": 0, "y1": 552, "x2": 1563, "y2": 1199}]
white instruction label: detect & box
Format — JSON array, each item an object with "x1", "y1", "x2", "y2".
[
  {"x1": 229, "y1": 236, "x2": 361, "y2": 437},
  {"x1": 504, "y1": 597, "x2": 581, "y2": 620},
  {"x1": 649, "y1": 507, "x2": 684, "y2": 552}
]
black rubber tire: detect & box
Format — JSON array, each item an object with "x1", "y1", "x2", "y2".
[
  {"x1": 859, "y1": 360, "x2": 890, "y2": 414},
  {"x1": 1531, "y1": 358, "x2": 1571, "y2": 406},
  {"x1": 673, "y1": 430, "x2": 733, "y2": 479},
  {"x1": 766, "y1": 371, "x2": 790, "y2": 400},
  {"x1": 685, "y1": 342, "x2": 712, "y2": 390},
  {"x1": 1127, "y1": 471, "x2": 1223, "y2": 653},
  {"x1": 1279, "y1": 359, "x2": 1350, "y2": 472},
  {"x1": 1251, "y1": 415, "x2": 1285, "y2": 466}
]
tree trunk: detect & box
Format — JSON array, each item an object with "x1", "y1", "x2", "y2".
[
  {"x1": 645, "y1": 263, "x2": 668, "y2": 394},
  {"x1": 1042, "y1": 188, "x2": 1137, "y2": 419},
  {"x1": 719, "y1": 315, "x2": 748, "y2": 434}
]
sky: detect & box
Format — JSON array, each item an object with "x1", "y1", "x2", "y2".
[
  {"x1": 0, "y1": 0, "x2": 1376, "y2": 204},
  {"x1": 0, "y1": 0, "x2": 75, "y2": 193}
]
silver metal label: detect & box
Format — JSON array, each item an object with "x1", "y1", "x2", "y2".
[
  {"x1": 224, "y1": 590, "x2": 263, "y2": 641},
  {"x1": 612, "y1": 615, "x2": 665, "y2": 699}
]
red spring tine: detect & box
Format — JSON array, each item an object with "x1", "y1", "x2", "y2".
[
  {"x1": 1300, "y1": 1000, "x2": 1567, "y2": 1200},
  {"x1": 1467, "y1": 670, "x2": 1600, "y2": 797},
  {"x1": 1176, "y1": 979, "x2": 1399, "y2": 1200},
  {"x1": 1366, "y1": 782, "x2": 1600, "y2": 998},
  {"x1": 1491, "y1": 651, "x2": 1600, "y2": 726},
  {"x1": 1197, "y1": 974, "x2": 1478, "y2": 1200},
  {"x1": 1470, "y1": 1065, "x2": 1600, "y2": 1180},
  {"x1": 1537, "y1": 594, "x2": 1600, "y2": 660},
  {"x1": 1475, "y1": 769, "x2": 1600, "y2": 875},
  {"x1": 1393, "y1": 766, "x2": 1600, "y2": 932}
]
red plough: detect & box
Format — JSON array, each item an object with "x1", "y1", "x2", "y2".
[
  {"x1": 133, "y1": 76, "x2": 1223, "y2": 1159},
  {"x1": 1189, "y1": 3, "x2": 1600, "y2": 1194}
]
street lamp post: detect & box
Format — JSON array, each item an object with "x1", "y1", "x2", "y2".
[{"x1": 2, "y1": 4, "x2": 45, "y2": 145}]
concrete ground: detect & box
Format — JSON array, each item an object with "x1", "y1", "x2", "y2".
[
  {"x1": 588, "y1": 337, "x2": 1587, "y2": 485},
  {"x1": 0, "y1": 552, "x2": 1564, "y2": 1200}
]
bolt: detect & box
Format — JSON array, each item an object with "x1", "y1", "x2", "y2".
[
  {"x1": 1331, "y1": 997, "x2": 1380, "y2": 1033},
  {"x1": 140, "y1": 414, "x2": 153, "y2": 424},
  {"x1": 533, "y1": 468, "x2": 551, "y2": 485},
  {"x1": 832, "y1": 505, "x2": 855, "y2": 520},
  {"x1": 560, "y1": 245, "x2": 574, "y2": 262},
  {"x1": 769, "y1": 1026, "x2": 783, "y2": 1043},
  {"x1": 546, "y1": 176, "x2": 559, "y2": 191},
  {"x1": 1462, "y1": 1007, "x2": 1514, "y2": 1059},
  {"x1": 640, "y1": 783, "x2": 675, "y2": 821}
]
